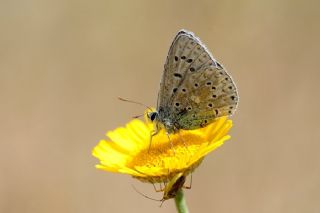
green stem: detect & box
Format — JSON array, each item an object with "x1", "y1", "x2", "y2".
[{"x1": 174, "y1": 189, "x2": 189, "y2": 213}]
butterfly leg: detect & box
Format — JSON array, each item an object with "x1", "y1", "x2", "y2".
[
  {"x1": 177, "y1": 130, "x2": 191, "y2": 154},
  {"x1": 148, "y1": 131, "x2": 156, "y2": 152},
  {"x1": 165, "y1": 132, "x2": 176, "y2": 155},
  {"x1": 148, "y1": 123, "x2": 160, "y2": 152}
]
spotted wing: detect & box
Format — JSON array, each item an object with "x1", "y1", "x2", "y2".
[
  {"x1": 157, "y1": 30, "x2": 238, "y2": 130},
  {"x1": 157, "y1": 30, "x2": 215, "y2": 110},
  {"x1": 172, "y1": 64, "x2": 239, "y2": 130}
]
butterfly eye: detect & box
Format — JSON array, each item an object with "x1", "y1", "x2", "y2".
[{"x1": 149, "y1": 112, "x2": 158, "y2": 121}]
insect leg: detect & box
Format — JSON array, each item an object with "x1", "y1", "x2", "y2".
[
  {"x1": 177, "y1": 130, "x2": 191, "y2": 153},
  {"x1": 183, "y1": 173, "x2": 192, "y2": 189},
  {"x1": 166, "y1": 132, "x2": 176, "y2": 155},
  {"x1": 148, "y1": 123, "x2": 159, "y2": 152},
  {"x1": 152, "y1": 183, "x2": 164, "y2": 192}
]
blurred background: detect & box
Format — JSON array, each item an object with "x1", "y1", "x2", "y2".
[{"x1": 1, "y1": 0, "x2": 320, "y2": 212}]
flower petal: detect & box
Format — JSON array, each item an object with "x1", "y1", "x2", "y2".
[{"x1": 92, "y1": 113, "x2": 234, "y2": 184}]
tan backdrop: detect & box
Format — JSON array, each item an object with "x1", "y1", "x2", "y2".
[{"x1": 1, "y1": 0, "x2": 320, "y2": 212}]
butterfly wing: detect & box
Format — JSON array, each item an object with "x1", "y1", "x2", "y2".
[
  {"x1": 157, "y1": 30, "x2": 214, "y2": 110},
  {"x1": 172, "y1": 64, "x2": 238, "y2": 129},
  {"x1": 157, "y1": 30, "x2": 238, "y2": 130}
]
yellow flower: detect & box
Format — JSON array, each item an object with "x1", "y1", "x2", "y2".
[{"x1": 92, "y1": 114, "x2": 233, "y2": 184}]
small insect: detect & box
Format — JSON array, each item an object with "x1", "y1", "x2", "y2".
[
  {"x1": 148, "y1": 30, "x2": 238, "y2": 136},
  {"x1": 160, "y1": 173, "x2": 189, "y2": 201},
  {"x1": 133, "y1": 173, "x2": 191, "y2": 205}
]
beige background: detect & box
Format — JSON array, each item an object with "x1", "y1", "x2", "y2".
[{"x1": 1, "y1": 0, "x2": 320, "y2": 212}]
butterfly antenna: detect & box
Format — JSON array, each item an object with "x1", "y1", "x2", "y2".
[
  {"x1": 118, "y1": 97, "x2": 152, "y2": 111},
  {"x1": 132, "y1": 114, "x2": 144, "y2": 119},
  {"x1": 131, "y1": 184, "x2": 162, "y2": 202}
]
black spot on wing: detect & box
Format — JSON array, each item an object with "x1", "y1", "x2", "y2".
[{"x1": 173, "y1": 73, "x2": 183, "y2": 78}]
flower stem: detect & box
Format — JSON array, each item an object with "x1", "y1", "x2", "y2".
[{"x1": 174, "y1": 189, "x2": 189, "y2": 213}]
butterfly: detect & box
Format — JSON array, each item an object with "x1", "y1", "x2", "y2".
[{"x1": 148, "y1": 30, "x2": 238, "y2": 136}]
